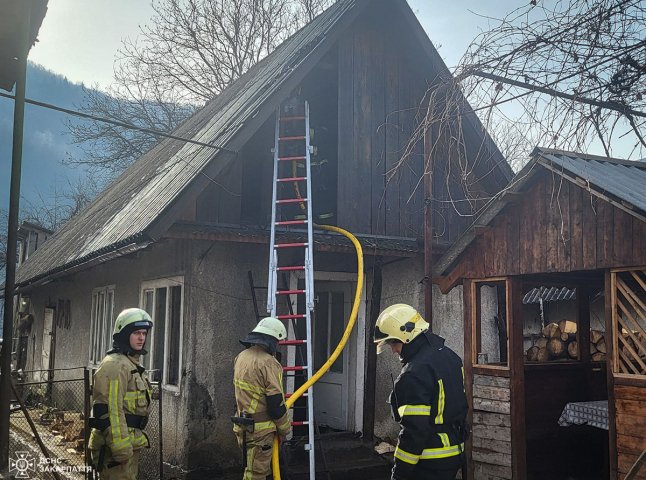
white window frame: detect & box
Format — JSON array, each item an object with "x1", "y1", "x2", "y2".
[
  {"x1": 140, "y1": 276, "x2": 184, "y2": 392},
  {"x1": 88, "y1": 285, "x2": 116, "y2": 366}
]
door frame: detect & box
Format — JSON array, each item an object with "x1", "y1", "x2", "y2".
[{"x1": 290, "y1": 270, "x2": 366, "y2": 432}]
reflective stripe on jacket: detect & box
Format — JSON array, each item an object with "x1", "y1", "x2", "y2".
[
  {"x1": 88, "y1": 353, "x2": 152, "y2": 462},
  {"x1": 389, "y1": 333, "x2": 468, "y2": 478},
  {"x1": 233, "y1": 346, "x2": 291, "y2": 437}
]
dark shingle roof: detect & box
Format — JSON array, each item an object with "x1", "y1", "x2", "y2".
[
  {"x1": 17, "y1": 0, "x2": 511, "y2": 288},
  {"x1": 16, "y1": 0, "x2": 363, "y2": 287}
]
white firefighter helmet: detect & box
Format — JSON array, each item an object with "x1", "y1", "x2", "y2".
[
  {"x1": 113, "y1": 308, "x2": 153, "y2": 335},
  {"x1": 253, "y1": 317, "x2": 287, "y2": 340}
]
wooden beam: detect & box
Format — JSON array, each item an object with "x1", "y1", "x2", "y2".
[
  {"x1": 607, "y1": 269, "x2": 619, "y2": 480},
  {"x1": 463, "y1": 279, "x2": 475, "y2": 480},
  {"x1": 508, "y1": 277, "x2": 527, "y2": 480}
]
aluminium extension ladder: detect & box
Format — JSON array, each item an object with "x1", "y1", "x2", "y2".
[{"x1": 266, "y1": 99, "x2": 316, "y2": 479}]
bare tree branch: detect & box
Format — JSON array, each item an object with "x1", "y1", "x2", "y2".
[{"x1": 67, "y1": 0, "x2": 335, "y2": 180}]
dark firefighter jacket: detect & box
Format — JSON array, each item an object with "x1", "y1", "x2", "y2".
[
  {"x1": 88, "y1": 353, "x2": 152, "y2": 462},
  {"x1": 233, "y1": 345, "x2": 292, "y2": 438},
  {"x1": 389, "y1": 332, "x2": 468, "y2": 479}
]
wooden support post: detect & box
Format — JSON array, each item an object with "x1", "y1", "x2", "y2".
[
  {"x1": 508, "y1": 277, "x2": 527, "y2": 480},
  {"x1": 463, "y1": 279, "x2": 475, "y2": 480},
  {"x1": 605, "y1": 270, "x2": 618, "y2": 480}
]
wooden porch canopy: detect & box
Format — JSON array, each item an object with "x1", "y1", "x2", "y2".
[{"x1": 433, "y1": 147, "x2": 646, "y2": 480}]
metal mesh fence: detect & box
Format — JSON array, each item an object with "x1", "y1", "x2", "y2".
[
  {"x1": 9, "y1": 368, "x2": 92, "y2": 480},
  {"x1": 7, "y1": 368, "x2": 162, "y2": 480},
  {"x1": 138, "y1": 382, "x2": 161, "y2": 480}
]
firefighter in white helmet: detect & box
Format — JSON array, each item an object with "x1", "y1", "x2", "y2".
[
  {"x1": 374, "y1": 304, "x2": 468, "y2": 480},
  {"x1": 232, "y1": 317, "x2": 292, "y2": 479},
  {"x1": 88, "y1": 308, "x2": 153, "y2": 480}
]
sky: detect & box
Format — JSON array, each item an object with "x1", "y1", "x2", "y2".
[{"x1": 29, "y1": 0, "x2": 508, "y2": 90}]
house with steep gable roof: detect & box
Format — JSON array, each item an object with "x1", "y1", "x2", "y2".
[{"x1": 14, "y1": 0, "x2": 512, "y2": 476}]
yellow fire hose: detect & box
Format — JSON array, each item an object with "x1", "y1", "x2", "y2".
[{"x1": 271, "y1": 223, "x2": 364, "y2": 479}]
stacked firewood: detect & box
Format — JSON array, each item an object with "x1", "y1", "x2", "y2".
[
  {"x1": 526, "y1": 320, "x2": 606, "y2": 362},
  {"x1": 590, "y1": 329, "x2": 607, "y2": 362}
]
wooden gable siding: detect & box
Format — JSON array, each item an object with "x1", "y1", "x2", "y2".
[
  {"x1": 337, "y1": 10, "x2": 430, "y2": 238},
  {"x1": 453, "y1": 172, "x2": 646, "y2": 280}
]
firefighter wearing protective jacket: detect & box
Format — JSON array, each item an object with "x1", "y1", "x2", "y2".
[
  {"x1": 88, "y1": 308, "x2": 153, "y2": 480},
  {"x1": 374, "y1": 304, "x2": 468, "y2": 480},
  {"x1": 233, "y1": 317, "x2": 292, "y2": 480}
]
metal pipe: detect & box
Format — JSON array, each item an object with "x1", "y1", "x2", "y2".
[
  {"x1": 0, "y1": 1, "x2": 31, "y2": 468},
  {"x1": 423, "y1": 128, "x2": 434, "y2": 330}
]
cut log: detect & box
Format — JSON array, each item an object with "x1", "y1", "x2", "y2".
[
  {"x1": 547, "y1": 338, "x2": 567, "y2": 358},
  {"x1": 536, "y1": 347, "x2": 550, "y2": 362},
  {"x1": 526, "y1": 346, "x2": 539, "y2": 362},
  {"x1": 558, "y1": 320, "x2": 578, "y2": 334},
  {"x1": 561, "y1": 332, "x2": 577, "y2": 342},
  {"x1": 592, "y1": 352, "x2": 606, "y2": 362},
  {"x1": 591, "y1": 329, "x2": 604, "y2": 344},
  {"x1": 543, "y1": 323, "x2": 562, "y2": 338},
  {"x1": 596, "y1": 339, "x2": 607, "y2": 354},
  {"x1": 568, "y1": 341, "x2": 579, "y2": 359},
  {"x1": 536, "y1": 337, "x2": 549, "y2": 349},
  {"x1": 591, "y1": 342, "x2": 599, "y2": 355}
]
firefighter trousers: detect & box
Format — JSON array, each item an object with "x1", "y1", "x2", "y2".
[
  {"x1": 90, "y1": 449, "x2": 140, "y2": 480},
  {"x1": 237, "y1": 429, "x2": 276, "y2": 480}
]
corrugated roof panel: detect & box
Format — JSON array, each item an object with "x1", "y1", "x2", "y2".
[{"x1": 541, "y1": 151, "x2": 646, "y2": 212}]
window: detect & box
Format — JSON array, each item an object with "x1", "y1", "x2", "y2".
[
  {"x1": 472, "y1": 279, "x2": 509, "y2": 368},
  {"x1": 140, "y1": 277, "x2": 184, "y2": 388},
  {"x1": 89, "y1": 286, "x2": 115, "y2": 365}
]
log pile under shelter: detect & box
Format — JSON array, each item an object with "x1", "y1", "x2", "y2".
[{"x1": 526, "y1": 320, "x2": 606, "y2": 362}]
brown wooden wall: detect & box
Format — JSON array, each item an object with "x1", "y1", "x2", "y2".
[
  {"x1": 615, "y1": 384, "x2": 646, "y2": 479},
  {"x1": 453, "y1": 171, "x2": 646, "y2": 280},
  {"x1": 471, "y1": 374, "x2": 513, "y2": 479},
  {"x1": 337, "y1": 9, "x2": 424, "y2": 238},
  {"x1": 192, "y1": 2, "x2": 495, "y2": 242}
]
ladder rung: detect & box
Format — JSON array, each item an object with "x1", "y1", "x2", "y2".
[
  {"x1": 275, "y1": 220, "x2": 308, "y2": 226},
  {"x1": 277, "y1": 266, "x2": 305, "y2": 271},
  {"x1": 285, "y1": 392, "x2": 308, "y2": 398},
  {"x1": 277, "y1": 314, "x2": 306, "y2": 320},
  {"x1": 280, "y1": 116, "x2": 305, "y2": 121},
  {"x1": 279, "y1": 339, "x2": 307, "y2": 345},
  {"x1": 291, "y1": 421, "x2": 309, "y2": 426},
  {"x1": 276, "y1": 198, "x2": 307, "y2": 204},
  {"x1": 277, "y1": 176, "x2": 307, "y2": 182},
  {"x1": 277, "y1": 289, "x2": 305, "y2": 295},
  {"x1": 279, "y1": 136, "x2": 306, "y2": 141},
  {"x1": 278, "y1": 156, "x2": 306, "y2": 162},
  {"x1": 275, "y1": 242, "x2": 307, "y2": 249},
  {"x1": 283, "y1": 366, "x2": 307, "y2": 372}
]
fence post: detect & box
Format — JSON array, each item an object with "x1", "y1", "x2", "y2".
[
  {"x1": 84, "y1": 368, "x2": 91, "y2": 480},
  {"x1": 158, "y1": 376, "x2": 163, "y2": 480}
]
